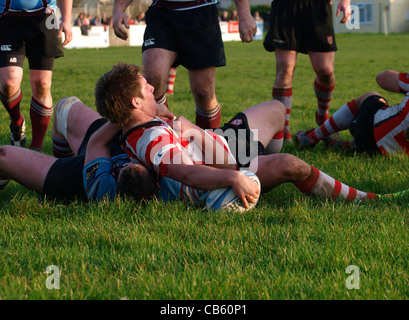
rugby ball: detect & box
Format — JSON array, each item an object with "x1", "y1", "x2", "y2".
[{"x1": 205, "y1": 170, "x2": 261, "y2": 212}]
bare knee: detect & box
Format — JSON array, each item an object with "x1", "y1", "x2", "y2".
[
  {"x1": 280, "y1": 154, "x2": 310, "y2": 182},
  {"x1": 375, "y1": 70, "x2": 393, "y2": 85},
  {"x1": 315, "y1": 66, "x2": 335, "y2": 85},
  {"x1": 0, "y1": 145, "x2": 12, "y2": 161},
  {"x1": 275, "y1": 65, "x2": 295, "y2": 88},
  {"x1": 0, "y1": 78, "x2": 20, "y2": 97},
  {"x1": 192, "y1": 86, "x2": 217, "y2": 110},
  {"x1": 355, "y1": 91, "x2": 381, "y2": 106},
  {"x1": 32, "y1": 79, "x2": 51, "y2": 99}
]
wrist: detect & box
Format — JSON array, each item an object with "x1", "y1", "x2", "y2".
[{"x1": 226, "y1": 170, "x2": 240, "y2": 187}]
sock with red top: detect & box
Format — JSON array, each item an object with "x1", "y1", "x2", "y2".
[
  {"x1": 309, "y1": 99, "x2": 358, "y2": 141},
  {"x1": 273, "y1": 87, "x2": 292, "y2": 139},
  {"x1": 0, "y1": 89, "x2": 24, "y2": 126},
  {"x1": 156, "y1": 94, "x2": 168, "y2": 108},
  {"x1": 294, "y1": 166, "x2": 378, "y2": 201},
  {"x1": 52, "y1": 136, "x2": 74, "y2": 158},
  {"x1": 264, "y1": 129, "x2": 284, "y2": 154},
  {"x1": 314, "y1": 80, "x2": 335, "y2": 125},
  {"x1": 195, "y1": 104, "x2": 221, "y2": 129},
  {"x1": 167, "y1": 67, "x2": 177, "y2": 95},
  {"x1": 30, "y1": 97, "x2": 53, "y2": 150}
]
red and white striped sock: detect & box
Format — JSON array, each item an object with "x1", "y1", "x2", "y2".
[
  {"x1": 314, "y1": 80, "x2": 335, "y2": 125},
  {"x1": 30, "y1": 97, "x2": 53, "y2": 150},
  {"x1": 156, "y1": 94, "x2": 168, "y2": 108},
  {"x1": 310, "y1": 100, "x2": 358, "y2": 141},
  {"x1": 167, "y1": 67, "x2": 177, "y2": 95},
  {"x1": 196, "y1": 104, "x2": 221, "y2": 129},
  {"x1": 273, "y1": 87, "x2": 292, "y2": 138},
  {"x1": 295, "y1": 166, "x2": 378, "y2": 202},
  {"x1": 264, "y1": 129, "x2": 284, "y2": 154}
]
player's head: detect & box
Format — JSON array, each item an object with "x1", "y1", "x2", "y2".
[
  {"x1": 117, "y1": 163, "x2": 159, "y2": 202},
  {"x1": 95, "y1": 63, "x2": 144, "y2": 127}
]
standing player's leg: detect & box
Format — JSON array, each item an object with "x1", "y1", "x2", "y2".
[
  {"x1": 29, "y1": 68, "x2": 53, "y2": 151},
  {"x1": 142, "y1": 48, "x2": 177, "y2": 108},
  {"x1": 189, "y1": 67, "x2": 221, "y2": 129},
  {"x1": 52, "y1": 97, "x2": 102, "y2": 156},
  {"x1": 273, "y1": 49, "x2": 297, "y2": 142},
  {"x1": 309, "y1": 51, "x2": 336, "y2": 126},
  {"x1": 167, "y1": 67, "x2": 177, "y2": 95},
  {"x1": 0, "y1": 15, "x2": 28, "y2": 148},
  {"x1": 0, "y1": 66, "x2": 26, "y2": 147}
]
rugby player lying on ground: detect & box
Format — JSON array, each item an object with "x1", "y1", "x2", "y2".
[
  {"x1": 294, "y1": 70, "x2": 409, "y2": 155},
  {"x1": 0, "y1": 97, "x2": 169, "y2": 202},
  {"x1": 0, "y1": 94, "x2": 403, "y2": 206},
  {"x1": 89, "y1": 62, "x2": 402, "y2": 207}
]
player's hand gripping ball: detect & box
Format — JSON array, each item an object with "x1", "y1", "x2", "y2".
[{"x1": 206, "y1": 170, "x2": 260, "y2": 212}]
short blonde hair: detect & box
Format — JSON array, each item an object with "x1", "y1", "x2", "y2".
[{"x1": 95, "y1": 63, "x2": 143, "y2": 127}]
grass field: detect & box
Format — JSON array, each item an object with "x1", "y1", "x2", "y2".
[{"x1": 1, "y1": 33, "x2": 409, "y2": 300}]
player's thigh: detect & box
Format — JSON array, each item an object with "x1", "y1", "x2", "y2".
[
  {"x1": 0, "y1": 145, "x2": 56, "y2": 193},
  {"x1": 274, "y1": 49, "x2": 297, "y2": 86},
  {"x1": 355, "y1": 92, "x2": 383, "y2": 108},
  {"x1": 65, "y1": 100, "x2": 101, "y2": 153},
  {"x1": 309, "y1": 51, "x2": 335, "y2": 76},
  {"x1": 188, "y1": 67, "x2": 216, "y2": 99},
  {"x1": 0, "y1": 66, "x2": 23, "y2": 92},
  {"x1": 242, "y1": 100, "x2": 285, "y2": 147},
  {"x1": 142, "y1": 48, "x2": 177, "y2": 93}
]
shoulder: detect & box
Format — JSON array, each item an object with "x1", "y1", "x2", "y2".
[{"x1": 83, "y1": 156, "x2": 118, "y2": 202}]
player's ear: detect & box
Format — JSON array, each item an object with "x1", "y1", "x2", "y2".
[{"x1": 131, "y1": 97, "x2": 143, "y2": 109}]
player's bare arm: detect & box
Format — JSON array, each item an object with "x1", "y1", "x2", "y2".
[
  {"x1": 170, "y1": 116, "x2": 236, "y2": 169},
  {"x1": 234, "y1": 0, "x2": 257, "y2": 42},
  {"x1": 336, "y1": 0, "x2": 352, "y2": 24},
  {"x1": 166, "y1": 163, "x2": 260, "y2": 209},
  {"x1": 113, "y1": 0, "x2": 134, "y2": 40},
  {"x1": 58, "y1": 0, "x2": 73, "y2": 46},
  {"x1": 85, "y1": 122, "x2": 121, "y2": 166}
]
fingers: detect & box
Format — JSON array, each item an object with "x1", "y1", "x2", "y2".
[
  {"x1": 336, "y1": 8, "x2": 341, "y2": 17},
  {"x1": 339, "y1": 11, "x2": 351, "y2": 24},
  {"x1": 240, "y1": 26, "x2": 257, "y2": 43},
  {"x1": 240, "y1": 192, "x2": 259, "y2": 210},
  {"x1": 113, "y1": 16, "x2": 130, "y2": 40},
  {"x1": 337, "y1": 4, "x2": 352, "y2": 24},
  {"x1": 114, "y1": 28, "x2": 128, "y2": 40},
  {"x1": 340, "y1": 11, "x2": 351, "y2": 24},
  {"x1": 62, "y1": 31, "x2": 73, "y2": 47},
  {"x1": 59, "y1": 24, "x2": 72, "y2": 47},
  {"x1": 241, "y1": 32, "x2": 254, "y2": 43},
  {"x1": 157, "y1": 104, "x2": 175, "y2": 122}
]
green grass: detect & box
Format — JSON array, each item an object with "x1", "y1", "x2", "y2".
[{"x1": 1, "y1": 33, "x2": 409, "y2": 300}]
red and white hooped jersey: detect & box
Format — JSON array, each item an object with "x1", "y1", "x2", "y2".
[
  {"x1": 373, "y1": 93, "x2": 409, "y2": 155},
  {"x1": 124, "y1": 117, "x2": 234, "y2": 176},
  {"x1": 399, "y1": 72, "x2": 409, "y2": 94}
]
